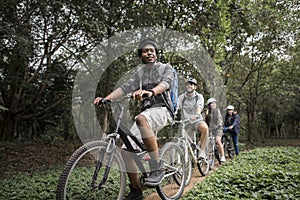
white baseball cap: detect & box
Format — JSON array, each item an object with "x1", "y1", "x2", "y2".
[{"x1": 226, "y1": 105, "x2": 234, "y2": 110}]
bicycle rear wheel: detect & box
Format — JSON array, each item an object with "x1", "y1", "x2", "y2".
[
  {"x1": 56, "y1": 141, "x2": 126, "y2": 200},
  {"x1": 156, "y1": 142, "x2": 186, "y2": 200}
]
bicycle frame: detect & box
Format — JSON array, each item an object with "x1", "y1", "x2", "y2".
[
  {"x1": 207, "y1": 131, "x2": 215, "y2": 163},
  {"x1": 95, "y1": 95, "x2": 154, "y2": 186},
  {"x1": 175, "y1": 119, "x2": 201, "y2": 163}
]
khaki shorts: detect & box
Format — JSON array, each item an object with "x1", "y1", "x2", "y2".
[
  {"x1": 122, "y1": 107, "x2": 172, "y2": 150},
  {"x1": 212, "y1": 129, "x2": 223, "y2": 138},
  {"x1": 184, "y1": 119, "x2": 205, "y2": 133}
]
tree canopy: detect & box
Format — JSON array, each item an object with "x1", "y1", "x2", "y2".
[{"x1": 0, "y1": 0, "x2": 299, "y2": 141}]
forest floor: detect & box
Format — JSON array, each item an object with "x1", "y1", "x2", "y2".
[{"x1": 0, "y1": 137, "x2": 299, "y2": 198}]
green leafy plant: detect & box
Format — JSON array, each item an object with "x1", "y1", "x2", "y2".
[{"x1": 183, "y1": 146, "x2": 300, "y2": 199}]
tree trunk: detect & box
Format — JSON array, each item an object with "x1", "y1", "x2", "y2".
[
  {"x1": 0, "y1": 112, "x2": 17, "y2": 141},
  {"x1": 247, "y1": 91, "x2": 256, "y2": 144}
]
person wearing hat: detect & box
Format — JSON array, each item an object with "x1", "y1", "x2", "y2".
[
  {"x1": 175, "y1": 77, "x2": 209, "y2": 159},
  {"x1": 203, "y1": 98, "x2": 226, "y2": 162},
  {"x1": 94, "y1": 38, "x2": 174, "y2": 200},
  {"x1": 224, "y1": 105, "x2": 240, "y2": 155}
]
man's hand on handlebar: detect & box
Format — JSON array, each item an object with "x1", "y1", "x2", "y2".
[
  {"x1": 133, "y1": 89, "x2": 153, "y2": 101},
  {"x1": 190, "y1": 115, "x2": 201, "y2": 121},
  {"x1": 94, "y1": 97, "x2": 110, "y2": 106}
]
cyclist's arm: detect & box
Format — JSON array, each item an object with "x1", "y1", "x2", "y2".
[
  {"x1": 216, "y1": 109, "x2": 223, "y2": 127},
  {"x1": 150, "y1": 82, "x2": 169, "y2": 96},
  {"x1": 94, "y1": 88, "x2": 124, "y2": 105},
  {"x1": 104, "y1": 87, "x2": 124, "y2": 100},
  {"x1": 189, "y1": 107, "x2": 202, "y2": 120},
  {"x1": 174, "y1": 94, "x2": 183, "y2": 118},
  {"x1": 191, "y1": 94, "x2": 204, "y2": 120},
  {"x1": 230, "y1": 114, "x2": 240, "y2": 129}
]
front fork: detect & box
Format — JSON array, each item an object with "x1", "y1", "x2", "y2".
[{"x1": 91, "y1": 137, "x2": 117, "y2": 189}]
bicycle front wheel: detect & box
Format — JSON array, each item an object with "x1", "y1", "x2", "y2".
[
  {"x1": 156, "y1": 142, "x2": 186, "y2": 200},
  {"x1": 207, "y1": 139, "x2": 215, "y2": 170},
  {"x1": 184, "y1": 155, "x2": 192, "y2": 186},
  {"x1": 214, "y1": 145, "x2": 221, "y2": 164},
  {"x1": 226, "y1": 138, "x2": 235, "y2": 158},
  {"x1": 177, "y1": 140, "x2": 192, "y2": 186},
  {"x1": 56, "y1": 141, "x2": 126, "y2": 200},
  {"x1": 196, "y1": 149, "x2": 209, "y2": 176}
]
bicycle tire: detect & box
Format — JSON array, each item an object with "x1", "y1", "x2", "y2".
[
  {"x1": 177, "y1": 140, "x2": 192, "y2": 186},
  {"x1": 196, "y1": 149, "x2": 209, "y2": 176},
  {"x1": 56, "y1": 140, "x2": 126, "y2": 200},
  {"x1": 227, "y1": 138, "x2": 235, "y2": 158},
  {"x1": 207, "y1": 138, "x2": 215, "y2": 170},
  {"x1": 156, "y1": 142, "x2": 186, "y2": 200},
  {"x1": 184, "y1": 156, "x2": 192, "y2": 186},
  {"x1": 214, "y1": 145, "x2": 222, "y2": 164}
]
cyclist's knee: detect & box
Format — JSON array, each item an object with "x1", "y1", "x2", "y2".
[
  {"x1": 198, "y1": 121, "x2": 208, "y2": 135},
  {"x1": 136, "y1": 114, "x2": 149, "y2": 127},
  {"x1": 216, "y1": 136, "x2": 221, "y2": 143}
]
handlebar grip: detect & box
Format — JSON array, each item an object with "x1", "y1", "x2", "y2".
[
  {"x1": 142, "y1": 93, "x2": 150, "y2": 98},
  {"x1": 100, "y1": 98, "x2": 111, "y2": 105}
]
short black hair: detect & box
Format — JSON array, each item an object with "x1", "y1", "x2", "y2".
[{"x1": 137, "y1": 38, "x2": 159, "y2": 57}]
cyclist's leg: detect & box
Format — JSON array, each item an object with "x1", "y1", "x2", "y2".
[
  {"x1": 121, "y1": 149, "x2": 143, "y2": 200},
  {"x1": 136, "y1": 115, "x2": 159, "y2": 160},
  {"x1": 230, "y1": 131, "x2": 239, "y2": 155},
  {"x1": 197, "y1": 121, "x2": 209, "y2": 158},
  {"x1": 136, "y1": 107, "x2": 172, "y2": 186},
  {"x1": 121, "y1": 121, "x2": 146, "y2": 199},
  {"x1": 215, "y1": 130, "x2": 225, "y2": 162}
]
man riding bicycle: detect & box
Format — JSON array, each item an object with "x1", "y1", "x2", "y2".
[
  {"x1": 175, "y1": 78, "x2": 208, "y2": 159},
  {"x1": 94, "y1": 39, "x2": 174, "y2": 200}
]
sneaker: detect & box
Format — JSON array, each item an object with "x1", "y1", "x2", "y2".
[
  {"x1": 123, "y1": 185, "x2": 143, "y2": 200},
  {"x1": 198, "y1": 150, "x2": 206, "y2": 159},
  {"x1": 144, "y1": 159, "x2": 164, "y2": 186},
  {"x1": 220, "y1": 156, "x2": 226, "y2": 162}
]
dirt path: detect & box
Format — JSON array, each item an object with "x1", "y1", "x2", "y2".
[{"x1": 144, "y1": 162, "x2": 222, "y2": 200}]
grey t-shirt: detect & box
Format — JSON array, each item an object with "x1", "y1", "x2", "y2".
[
  {"x1": 119, "y1": 62, "x2": 174, "y2": 111},
  {"x1": 177, "y1": 91, "x2": 204, "y2": 119}
]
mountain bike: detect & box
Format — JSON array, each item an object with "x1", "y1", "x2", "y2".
[
  {"x1": 172, "y1": 118, "x2": 210, "y2": 186},
  {"x1": 222, "y1": 127, "x2": 235, "y2": 158},
  {"x1": 56, "y1": 94, "x2": 186, "y2": 200}
]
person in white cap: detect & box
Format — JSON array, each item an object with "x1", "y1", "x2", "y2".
[
  {"x1": 224, "y1": 105, "x2": 240, "y2": 155},
  {"x1": 204, "y1": 98, "x2": 226, "y2": 162}
]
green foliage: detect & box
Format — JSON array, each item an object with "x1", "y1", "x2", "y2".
[
  {"x1": 183, "y1": 146, "x2": 300, "y2": 199},
  {"x1": 0, "y1": 146, "x2": 298, "y2": 199},
  {"x1": 0, "y1": 171, "x2": 60, "y2": 199}
]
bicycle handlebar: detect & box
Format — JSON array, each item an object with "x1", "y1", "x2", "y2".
[
  {"x1": 99, "y1": 92, "x2": 153, "y2": 106},
  {"x1": 172, "y1": 116, "x2": 201, "y2": 125}
]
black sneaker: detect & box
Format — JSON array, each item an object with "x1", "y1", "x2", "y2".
[
  {"x1": 144, "y1": 159, "x2": 164, "y2": 186},
  {"x1": 123, "y1": 185, "x2": 143, "y2": 200}
]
